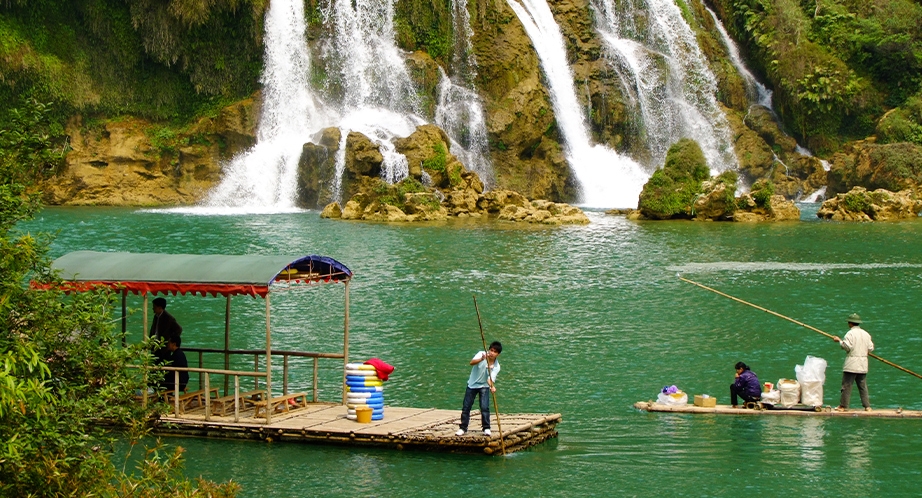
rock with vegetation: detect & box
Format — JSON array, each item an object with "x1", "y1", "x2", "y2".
[
  {"x1": 817, "y1": 187, "x2": 922, "y2": 221},
  {"x1": 826, "y1": 140, "x2": 922, "y2": 197},
  {"x1": 637, "y1": 138, "x2": 711, "y2": 219},
  {"x1": 318, "y1": 126, "x2": 589, "y2": 224},
  {"x1": 732, "y1": 179, "x2": 801, "y2": 222},
  {"x1": 634, "y1": 140, "x2": 800, "y2": 222}
]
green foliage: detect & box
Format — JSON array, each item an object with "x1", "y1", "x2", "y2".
[
  {"x1": 716, "y1": 170, "x2": 739, "y2": 213},
  {"x1": 394, "y1": 0, "x2": 453, "y2": 62},
  {"x1": 662, "y1": 138, "x2": 710, "y2": 182},
  {"x1": 422, "y1": 142, "x2": 448, "y2": 172},
  {"x1": 638, "y1": 139, "x2": 710, "y2": 218},
  {"x1": 0, "y1": 97, "x2": 69, "y2": 183},
  {"x1": 0, "y1": 155, "x2": 238, "y2": 495},
  {"x1": 750, "y1": 178, "x2": 775, "y2": 207},
  {"x1": 841, "y1": 189, "x2": 872, "y2": 213},
  {"x1": 369, "y1": 177, "x2": 434, "y2": 209},
  {"x1": 877, "y1": 94, "x2": 922, "y2": 145},
  {"x1": 0, "y1": 0, "x2": 265, "y2": 127}
]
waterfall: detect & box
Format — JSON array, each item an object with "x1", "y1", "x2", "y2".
[
  {"x1": 199, "y1": 0, "x2": 318, "y2": 213},
  {"x1": 593, "y1": 0, "x2": 736, "y2": 174},
  {"x1": 704, "y1": 6, "x2": 772, "y2": 109},
  {"x1": 434, "y1": 0, "x2": 493, "y2": 187},
  {"x1": 507, "y1": 0, "x2": 647, "y2": 208}
]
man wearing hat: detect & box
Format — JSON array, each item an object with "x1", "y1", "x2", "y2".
[{"x1": 832, "y1": 313, "x2": 874, "y2": 411}]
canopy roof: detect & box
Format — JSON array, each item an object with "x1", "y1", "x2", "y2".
[{"x1": 48, "y1": 251, "x2": 352, "y2": 297}]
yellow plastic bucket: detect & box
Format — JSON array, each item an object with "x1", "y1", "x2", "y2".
[{"x1": 355, "y1": 406, "x2": 373, "y2": 423}]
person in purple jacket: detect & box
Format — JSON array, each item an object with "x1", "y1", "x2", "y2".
[{"x1": 730, "y1": 361, "x2": 761, "y2": 408}]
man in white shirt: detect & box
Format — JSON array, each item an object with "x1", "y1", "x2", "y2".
[
  {"x1": 455, "y1": 341, "x2": 502, "y2": 437},
  {"x1": 833, "y1": 313, "x2": 874, "y2": 412}
]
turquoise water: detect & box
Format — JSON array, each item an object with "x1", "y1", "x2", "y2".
[{"x1": 20, "y1": 206, "x2": 922, "y2": 496}]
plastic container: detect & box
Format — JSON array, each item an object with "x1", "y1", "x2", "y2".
[
  {"x1": 355, "y1": 406, "x2": 373, "y2": 423},
  {"x1": 777, "y1": 378, "x2": 801, "y2": 408}
]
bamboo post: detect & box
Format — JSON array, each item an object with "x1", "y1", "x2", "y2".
[
  {"x1": 679, "y1": 277, "x2": 922, "y2": 379},
  {"x1": 313, "y1": 357, "x2": 319, "y2": 402},
  {"x1": 265, "y1": 293, "x2": 272, "y2": 425},
  {"x1": 283, "y1": 355, "x2": 289, "y2": 395},
  {"x1": 204, "y1": 373, "x2": 211, "y2": 420},
  {"x1": 343, "y1": 280, "x2": 350, "y2": 405},
  {"x1": 142, "y1": 293, "x2": 149, "y2": 407},
  {"x1": 472, "y1": 295, "x2": 506, "y2": 456},
  {"x1": 121, "y1": 290, "x2": 127, "y2": 346},
  {"x1": 234, "y1": 375, "x2": 241, "y2": 422},
  {"x1": 224, "y1": 295, "x2": 231, "y2": 395}
]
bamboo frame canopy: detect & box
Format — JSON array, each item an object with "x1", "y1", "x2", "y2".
[{"x1": 46, "y1": 251, "x2": 352, "y2": 297}]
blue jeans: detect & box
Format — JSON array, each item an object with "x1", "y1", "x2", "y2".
[{"x1": 460, "y1": 386, "x2": 490, "y2": 431}]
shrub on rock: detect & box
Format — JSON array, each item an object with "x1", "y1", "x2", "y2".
[{"x1": 638, "y1": 138, "x2": 710, "y2": 219}]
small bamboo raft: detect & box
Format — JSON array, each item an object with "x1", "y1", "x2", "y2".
[
  {"x1": 634, "y1": 401, "x2": 922, "y2": 418},
  {"x1": 155, "y1": 403, "x2": 560, "y2": 455}
]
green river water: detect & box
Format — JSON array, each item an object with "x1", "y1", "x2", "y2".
[{"x1": 19, "y1": 206, "x2": 922, "y2": 496}]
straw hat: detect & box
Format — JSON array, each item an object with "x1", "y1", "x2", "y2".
[{"x1": 847, "y1": 313, "x2": 862, "y2": 324}]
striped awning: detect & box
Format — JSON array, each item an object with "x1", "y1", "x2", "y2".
[{"x1": 44, "y1": 251, "x2": 352, "y2": 297}]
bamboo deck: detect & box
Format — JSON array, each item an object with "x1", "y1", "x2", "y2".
[
  {"x1": 634, "y1": 401, "x2": 922, "y2": 418},
  {"x1": 154, "y1": 402, "x2": 560, "y2": 455}
]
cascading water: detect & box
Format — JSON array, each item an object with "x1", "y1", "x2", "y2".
[
  {"x1": 197, "y1": 0, "x2": 318, "y2": 213},
  {"x1": 320, "y1": 0, "x2": 424, "y2": 196},
  {"x1": 704, "y1": 6, "x2": 772, "y2": 109},
  {"x1": 507, "y1": 0, "x2": 647, "y2": 208},
  {"x1": 434, "y1": 0, "x2": 493, "y2": 187},
  {"x1": 592, "y1": 0, "x2": 736, "y2": 174}
]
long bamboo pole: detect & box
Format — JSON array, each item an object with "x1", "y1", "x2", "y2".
[
  {"x1": 472, "y1": 295, "x2": 506, "y2": 456},
  {"x1": 680, "y1": 277, "x2": 922, "y2": 380}
]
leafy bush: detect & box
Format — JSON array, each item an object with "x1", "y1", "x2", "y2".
[
  {"x1": 841, "y1": 190, "x2": 872, "y2": 213},
  {"x1": 422, "y1": 142, "x2": 448, "y2": 172},
  {"x1": 750, "y1": 178, "x2": 775, "y2": 207}
]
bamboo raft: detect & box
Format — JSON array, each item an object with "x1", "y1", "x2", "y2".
[
  {"x1": 634, "y1": 401, "x2": 922, "y2": 418},
  {"x1": 155, "y1": 403, "x2": 561, "y2": 455}
]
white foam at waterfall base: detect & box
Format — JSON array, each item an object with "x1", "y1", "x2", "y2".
[
  {"x1": 508, "y1": 0, "x2": 647, "y2": 208},
  {"x1": 166, "y1": 0, "x2": 317, "y2": 215}
]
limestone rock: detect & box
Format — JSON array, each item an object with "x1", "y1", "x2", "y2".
[
  {"x1": 346, "y1": 132, "x2": 384, "y2": 178},
  {"x1": 693, "y1": 180, "x2": 736, "y2": 220},
  {"x1": 362, "y1": 202, "x2": 408, "y2": 222},
  {"x1": 393, "y1": 124, "x2": 452, "y2": 181},
  {"x1": 817, "y1": 187, "x2": 922, "y2": 221},
  {"x1": 298, "y1": 127, "x2": 342, "y2": 208},
  {"x1": 768, "y1": 195, "x2": 801, "y2": 221},
  {"x1": 42, "y1": 97, "x2": 259, "y2": 206},
  {"x1": 341, "y1": 200, "x2": 364, "y2": 220},
  {"x1": 827, "y1": 141, "x2": 922, "y2": 197},
  {"x1": 320, "y1": 202, "x2": 342, "y2": 219}
]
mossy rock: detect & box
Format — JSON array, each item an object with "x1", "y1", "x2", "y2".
[{"x1": 637, "y1": 138, "x2": 710, "y2": 219}]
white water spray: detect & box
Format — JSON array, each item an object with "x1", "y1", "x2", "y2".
[
  {"x1": 507, "y1": 0, "x2": 647, "y2": 208},
  {"x1": 704, "y1": 6, "x2": 772, "y2": 109},
  {"x1": 197, "y1": 0, "x2": 317, "y2": 213},
  {"x1": 434, "y1": 0, "x2": 493, "y2": 187},
  {"x1": 593, "y1": 0, "x2": 736, "y2": 173}
]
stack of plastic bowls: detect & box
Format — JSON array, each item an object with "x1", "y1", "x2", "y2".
[{"x1": 345, "y1": 363, "x2": 384, "y2": 420}]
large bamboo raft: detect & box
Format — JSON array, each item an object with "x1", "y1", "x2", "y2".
[
  {"x1": 634, "y1": 401, "x2": 922, "y2": 418},
  {"x1": 155, "y1": 403, "x2": 560, "y2": 455}
]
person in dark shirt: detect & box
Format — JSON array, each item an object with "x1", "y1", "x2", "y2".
[
  {"x1": 730, "y1": 361, "x2": 761, "y2": 408},
  {"x1": 160, "y1": 335, "x2": 189, "y2": 393},
  {"x1": 150, "y1": 297, "x2": 182, "y2": 363}
]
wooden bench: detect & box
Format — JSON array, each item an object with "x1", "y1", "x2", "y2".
[
  {"x1": 210, "y1": 389, "x2": 267, "y2": 416},
  {"x1": 163, "y1": 388, "x2": 219, "y2": 413},
  {"x1": 253, "y1": 392, "x2": 309, "y2": 418}
]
